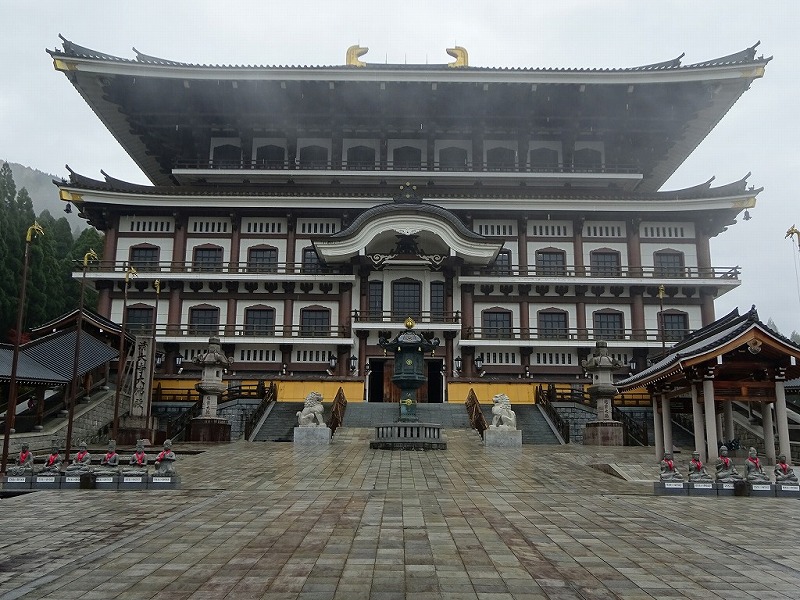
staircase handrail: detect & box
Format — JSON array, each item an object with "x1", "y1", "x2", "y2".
[
  {"x1": 464, "y1": 388, "x2": 488, "y2": 438},
  {"x1": 536, "y1": 385, "x2": 570, "y2": 443},
  {"x1": 244, "y1": 381, "x2": 277, "y2": 440},
  {"x1": 166, "y1": 398, "x2": 203, "y2": 441},
  {"x1": 612, "y1": 405, "x2": 647, "y2": 446},
  {"x1": 327, "y1": 386, "x2": 348, "y2": 436}
]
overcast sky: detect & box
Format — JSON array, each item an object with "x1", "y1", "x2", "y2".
[{"x1": 2, "y1": 1, "x2": 799, "y2": 332}]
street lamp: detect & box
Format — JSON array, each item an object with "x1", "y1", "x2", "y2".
[
  {"x1": 64, "y1": 248, "x2": 98, "y2": 462},
  {"x1": 454, "y1": 355, "x2": 462, "y2": 373},
  {"x1": 111, "y1": 265, "x2": 137, "y2": 440},
  {"x1": 349, "y1": 355, "x2": 357, "y2": 373},
  {"x1": 1, "y1": 222, "x2": 44, "y2": 474}
]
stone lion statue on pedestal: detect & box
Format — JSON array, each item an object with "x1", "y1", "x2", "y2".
[
  {"x1": 490, "y1": 393, "x2": 516, "y2": 430},
  {"x1": 297, "y1": 391, "x2": 326, "y2": 427}
]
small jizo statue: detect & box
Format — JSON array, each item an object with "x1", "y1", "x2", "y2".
[
  {"x1": 123, "y1": 439, "x2": 149, "y2": 476},
  {"x1": 715, "y1": 445, "x2": 743, "y2": 482},
  {"x1": 95, "y1": 440, "x2": 120, "y2": 476},
  {"x1": 39, "y1": 442, "x2": 62, "y2": 475},
  {"x1": 774, "y1": 454, "x2": 798, "y2": 484},
  {"x1": 154, "y1": 439, "x2": 177, "y2": 476},
  {"x1": 687, "y1": 451, "x2": 712, "y2": 482},
  {"x1": 8, "y1": 443, "x2": 34, "y2": 476},
  {"x1": 744, "y1": 447, "x2": 770, "y2": 483},
  {"x1": 659, "y1": 452, "x2": 683, "y2": 481}
]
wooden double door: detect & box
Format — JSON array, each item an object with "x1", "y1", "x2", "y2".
[{"x1": 367, "y1": 358, "x2": 443, "y2": 403}]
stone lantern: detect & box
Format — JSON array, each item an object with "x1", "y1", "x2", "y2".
[
  {"x1": 582, "y1": 340, "x2": 625, "y2": 446},
  {"x1": 188, "y1": 336, "x2": 232, "y2": 442}
]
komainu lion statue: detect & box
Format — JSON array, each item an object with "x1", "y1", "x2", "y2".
[
  {"x1": 297, "y1": 391, "x2": 326, "y2": 427},
  {"x1": 490, "y1": 393, "x2": 516, "y2": 430}
]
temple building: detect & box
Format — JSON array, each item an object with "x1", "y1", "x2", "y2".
[{"x1": 48, "y1": 39, "x2": 770, "y2": 404}]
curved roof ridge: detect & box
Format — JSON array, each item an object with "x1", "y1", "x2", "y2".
[{"x1": 48, "y1": 38, "x2": 770, "y2": 72}]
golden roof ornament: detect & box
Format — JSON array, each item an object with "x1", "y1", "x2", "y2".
[
  {"x1": 346, "y1": 45, "x2": 368, "y2": 67},
  {"x1": 446, "y1": 46, "x2": 468, "y2": 68},
  {"x1": 404, "y1": 316, "x2": 416, "y2": 329}
]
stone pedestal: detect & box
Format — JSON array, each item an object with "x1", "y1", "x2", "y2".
[
  {"x1": 119, "y1": 474, "x2": 148, "y2": 490},
  {"x1": 688, "y1": 481, "x2": 715, "y2": 496},
  {"x1": 583, "y1": 421, "x2": 624, "y2": 446},
  {"x1": 33, "y1": 475, "x2": 61, "y2": 490},
  {"x1": 715, "y1": 481, "x2": 745, "y2": 496},
  {"x1": 370, "y1": 422, "x2": 447, "y2": 450},
  {"x1": 148, "y1": 475, "x2": 180, "y2": 489},
  {"x1": 95, "y1": 475, "x2": 119, "y2": 490},
  {"x1": 3, "y1": 476, "x2": 32, "y2": 490},
  {"x1": 188, "y1": 417, "x2": 231, "y2": 442},
  {"x1": 776, "y1": 483, "x2": 800, "y2": 497},
  {"x1": 294, "y1": 426, "x2": 331, "y2": 445},
  {"x1": 484, "y1": 427, "x2": 522, "y2": 447},
  {"x1": 747, "y1": 482, "x2": 774, "y2": 497},
  {"x1": 117, "y1": 415, "x2": 157, "y2": 446},
  {"x1": 653, "y1": 481, "x2": 688, "y2": 495},
  {"x1": 61, "y1": 474, "x2": 84, "y2": 489}
]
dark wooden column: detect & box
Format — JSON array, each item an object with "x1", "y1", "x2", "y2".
[
  {"x1": 573, "y1": 218, "x2": 585, "y2": 276},
  {"x1": 630, "y1": 286, "x2": 645, "y2": 340},
  {"x1": 627, "y1": 217, "x2": 642, "y2": 277},
  {"x1": 285, "y1": 215, "x2": 296, "y2": 273},
  {"x1": 517, "y1": 217, "x2": 528, "y2": 274},
  {"x1": 228, "y1": 216, "x2": 241, "y2": 273}
]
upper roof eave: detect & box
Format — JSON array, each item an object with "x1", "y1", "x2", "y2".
[{"x1": 48, "y1": 38, "x2": 771, "y2": 85}]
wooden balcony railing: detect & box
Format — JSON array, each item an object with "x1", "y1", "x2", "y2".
[
  {"x1": 471, "y1": 264, "x2": 740, "y2": 280},
  {"x1": 133, "y1": 323, "x2": 351, "y2": 339},
  {"x1": 174, "y1": 157, "x2": 641, "y2": 175},
  {"x1": 81, "y1": 260, "x2": 349, "y2": 276},
  {"x1": 462, "y1": 326, "x2": 691, "y2": 343},
  {"x1": 352, "y1": 310, "x2": 460, "y2": 324}
]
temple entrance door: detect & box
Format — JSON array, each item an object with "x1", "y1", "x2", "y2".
[
  {"x1": 382, "y1": 360, "x2": 400, "y2": 402},
  {"x1": 418, "y1": 359, "x2": 444, "y2": 403}
]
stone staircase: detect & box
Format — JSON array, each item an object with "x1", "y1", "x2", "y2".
[
  {"x1": 251, "y1": 401, "x2": 564, "y2": 445},
  {"x1": 511, "y1": 405, "x2": 561, "y2": 445},
  {"x1": 251, "y1": 402, "x2": 304, "y2": 442}
]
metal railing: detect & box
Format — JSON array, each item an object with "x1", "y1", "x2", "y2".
[
  {"x1": 136, "y1": 323, "x2": 351, "y2": 339},
  {"x1": 612, "y1": 405, "x2": 648, "y2": 446},
  {"x1": 535, "y1": 385, "x2": 570, "y2": 443},
  {"x1": 244, "y1": 381, "x2": 277, "y2": 440}
]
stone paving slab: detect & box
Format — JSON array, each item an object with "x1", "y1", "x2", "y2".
[{"x1": 1, "y1": 429, "x2": 799, "y2": 599}]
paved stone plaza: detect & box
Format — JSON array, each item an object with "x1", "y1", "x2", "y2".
[{"x1": 1, "y1": 429, "x2": 799, "y2": 600}]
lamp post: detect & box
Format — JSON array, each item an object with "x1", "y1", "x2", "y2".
[
  {"x1": 657, "y1": 284, "x2": 666, "y2": 351},
  {"x1": 64, "y1": 249, "x2": 98, "y2": 462},
  {"x1": 1, "y1": 222, "x2": 44, "y2": 474},
  {"x1": 111, "y1": 265, "x2": 137, "y2": 440},
  {"x1": 149, "y1": 279, "x2": 160, "y2": 421}
]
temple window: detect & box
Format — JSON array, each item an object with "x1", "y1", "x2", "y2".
[
  {"x1": 188, "y1": 306, "x2": 220, "y2": 336},
  {"x1": 593, "y1": 310, "x2": 624, "y2": 340},
  {"x1": 255, "y1": 144, "x2": 285, "y2": 169},
  {"x1": 491, "y1": 250, "x2": 512, "y2": 275},
  {"x1": 346, "y1": 145, "x2": 376, "y2": 170},
  {"x1": 392, "y1": 279, "x2": 421, "y2": 320},
  {"x1": 535, "y1": 249, "x2": 567, "y2": 276},
  {"x1": 125, "y1": 305, "x2": 154, "y2": 335},
  {"x1": 482, "y1": 309, "x2": 513, "y2": 339},
  {"x1": 301, "y1": 247, "x2": 322, "y2": 273},
  {"x1": 573, "y1": 147, "x2": 603, "y2": 172},
  {"x1": 192, "y1": 245, "x2": 224, "y2": 272},
  {"x1": 247, "y1": 246, "x2": 279, "y2": 273},
  {"x1": 129, "y1": 245, "x2": 160, "y2": 272},
  {"x1": 654, "y1": 250, "x2": 685, "y2": 277},
  {"x1": 298, "y1": 145, "x2": 328, "y2": 169},
  {"x1": 244, "y1": 306, "x2": 276, "y2": 336},
  {"x1": 430, "y1": 281, "x2": 445, "y2": 320},
  {"x1": 590, "y1": 250, "x2": 622, "y2": 276},
  {"x1": 368, "y1": 280, "x2": 384, "y2": 320},
  {"x1": 392, "y1": 146, "x2": 422, "y2": 170},
  {"x1": 300, "y1": 307, "x2": 331, "y2": 337},
  {"x1": 529, "y1": 147, "x2": 560, "y2": 171},
  {"x1": 486, "y1": 147, "x2": 516, "y2": 171},
  {"x1": 211, "y1": 142, "x2": 241, "y2": 168},
  {"x1": 660, "y1": 311, "x2": 689, "y2": 341},
  {"x1": 438, "y1": 146, "x2": 468, "y2": 171},
  {"x1": 537, "y1": 310, "x2": 569, "y2": 340}
]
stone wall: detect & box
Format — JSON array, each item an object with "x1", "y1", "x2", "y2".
[
  {"x1": 553, "y1": 402, "x2": 596, "y2": 444},
  {"x1": 218, "y1": 398, "x2": 261, "y2": 440}
]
